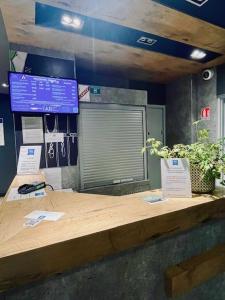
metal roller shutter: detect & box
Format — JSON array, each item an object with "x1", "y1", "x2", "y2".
[{"x1": 79, "y1": 104, "x2": 146, "y2": 189}]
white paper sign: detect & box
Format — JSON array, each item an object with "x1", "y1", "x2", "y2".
[
  {"x1": 43, "y1": 167, "x2": 62, "y2": 190},
  {"x1": 161, "y1": 158, "x2": 192, "y2": 198},
  {"x1": 45, "y1": 133, "x2": 64, "y2": 143},
  {"x1": 17, "y1": 145, "x2": 42, "y2": 175},
  {"x1": 22, "y1": 116, "x2": 44, "y2": 144},
  {"x1": 0, "y1": 118, "x2": 5, "y2": 146},
  {"x1": 24, "y1": 216, "x2": 45, "y2": 228},
  {"x1": 79, "y1": 84, "x2": 90, "y2": 102},
  {"x1": 25, "y1": 210, "x2": 64, "y2": 221},
  {"x1": 7, "y1": 188, "x2": 46, "y2": 201}
]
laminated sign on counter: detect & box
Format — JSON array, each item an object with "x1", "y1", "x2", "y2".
[{"x1": 161, "y1": 158, "x2": 192, "y2": 199}]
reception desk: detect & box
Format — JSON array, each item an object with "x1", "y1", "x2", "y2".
[{"x1": 1, "y1": 175, "x2": 225, "y2": 298}]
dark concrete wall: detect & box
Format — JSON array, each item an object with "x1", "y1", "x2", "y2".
[
  {"x1": 76, "y1": 66, "x2": 129, "y2": 89},
  {"x1": 0, "y1": 11, "x2": 17, "y2": 195},
  {"x1": 166, "y1": 68, "x2": 218, "y2": 146},
  {"x1": 129, "y1": 80, "x2": 166, "y2": 105},
  {"x1": 76, "y1": 60, "x2": 166, "y2": 105},
  {"x1": 0, "y1": 9, "x2": 9, "y2": 94},
  {"x1": 166, "y1": 75, "x2": 195, "y2": 147},
  {"x1": 0, "y1": 94, "x2": 17, "y2": 196},
  {"x1": 193, "y1": 69, "x2": 218, "y2": 142},
  {"x1": 1, "y1": 219, "x2": 225, "y2": 300},
  {"x1": 217, "y1": 64, "x2": 225, "y2": 96}
]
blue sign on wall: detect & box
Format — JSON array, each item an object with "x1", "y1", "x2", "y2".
[{"x1": 90, "y1": 86, "x2": 101, "y2": 95}]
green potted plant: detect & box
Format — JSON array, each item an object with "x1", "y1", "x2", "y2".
[{"x1": 142, "y1": 121, "x2": 225, "y2": 193}]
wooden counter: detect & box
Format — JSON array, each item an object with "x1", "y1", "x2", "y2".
[{"x1": 1, "y1": 175, "x2": 225, "y2": 292}]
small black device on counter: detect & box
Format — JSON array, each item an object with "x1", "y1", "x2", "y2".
[{"x1": 18, "y1": 182, "x2": 46, "y2": 194}]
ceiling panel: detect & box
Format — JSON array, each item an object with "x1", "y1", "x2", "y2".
[
  {"x1": 35, "y1": 2, "x2": 221, "y2": 64},
  {"x1": 0, "y1": 0, "x2": 225, "y2": 83},
  {"x1": 8, "y1": 30, "x2": 204, "y2": 82},
  {"x1": 153, "y1": 0, "x2": 225, "y2": 29},
  {"x1": 38, "y1": 0, "x2": 225, "y2": 54}
]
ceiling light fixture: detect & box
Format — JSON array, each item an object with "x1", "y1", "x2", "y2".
[
  {"x1": 61, "y1": 15, "x2": 73, "y2": 25},
  {"x1": 72, "y1": 17, "x2": 82, "y2": 28},
  {"x1": 1, "y1": 83, "x2": 9, "y2": 88},
  {"x1": 190, "y1": 49, "x2": 207, "y2": 60},
  {"x1": 61, "y1": 14, "x2": 83, "y2": 29}
]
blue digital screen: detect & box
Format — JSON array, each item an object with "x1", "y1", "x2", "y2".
[{"x1": 9, "y1": 72, "x2": 79, "y2": 114}]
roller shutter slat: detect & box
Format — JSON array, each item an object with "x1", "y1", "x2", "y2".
[{"x1": 79, "y1": 107, "x2": 146, "y2": 189}]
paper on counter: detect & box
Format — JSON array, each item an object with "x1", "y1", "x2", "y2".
[
  {"x1": 25, "y1": 210, "x2": 64, "y2": 221},
  {"x1": 0, "y1": 118, "x2": 5, "y2": 146},
  {"x1": 24, "y1": 216, "x2": 46, "y2": 228},
  {"x1": 8, "y1": 188, "x2": 30, "y2": 201},
  {"x1": 17, "y1": 145, "x2": 42, "y2": 175},
  {"x1": 43, "y1": 167, "x2": 62, "y2": 190},
  {"x1": 7, "y1": 188, "x2": 46, "y2": 201},
  {"x1": 143, "y1": 195, "x2": 165, "y2": 204},
  {"x1": 22, "y1": 116, "x2": 44, "y2": 144}
]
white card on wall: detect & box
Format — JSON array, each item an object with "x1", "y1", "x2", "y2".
[
  {"x1": 161, "y1": 158, "x2": 192, "y2": 198},
  {"x1": 22, "y1": 116, "x2": 44, "y2": 144},
  {"x1": 43, "y1": 167, "x2": 62, "y2": 190},
  {"x1": 17, "y1": 145, "x2": 42, "y2": 175},
  {"x1": 79, "y1": 85, "x2": 90, "y2": 102},
  {"x1": 45, "y1": 133, "x2": 64, "y2": 143},
  {"x1": 0, "y1": 118, "x2": 5, "y2": 146}
]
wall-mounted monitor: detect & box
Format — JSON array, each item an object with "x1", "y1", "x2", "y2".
[{"x1": 9, "y1": 72, "x2": 79, "y2": 114}]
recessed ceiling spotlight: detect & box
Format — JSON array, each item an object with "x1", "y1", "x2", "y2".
[
  {"x1": 1, "y1": 83, "x2": 9, "y2": 88},
  {"x1": 72, "y1": 17, "x2": 82, "y2": 28},
  {"x1": 61, "y1": 14, "x2": 83, "y2": 29},
  {"x1": 190, "y1": 49, "x2": 207, "y2": 60},
  {"x1": 61, "y1": 15, "x2": 73, "y2": 25}
]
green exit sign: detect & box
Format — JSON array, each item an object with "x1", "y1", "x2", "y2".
[{"x1": 90, "y1": 86, "x2": 101, "y2": 95}]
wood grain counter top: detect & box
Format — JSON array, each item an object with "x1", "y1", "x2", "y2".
[{"x1": 1, "y1": 175, "x2": 225, "y2": 292}]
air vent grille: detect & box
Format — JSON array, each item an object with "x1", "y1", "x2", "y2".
[{"x1": 137, "y1": 37, "x2": 157, "y2": 46}]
